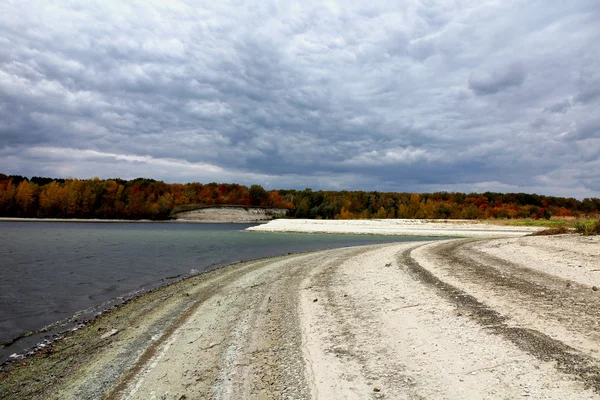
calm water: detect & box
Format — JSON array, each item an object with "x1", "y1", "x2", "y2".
[{"x1": 0, "y1": 221, "x2": 436, "y2": 360}]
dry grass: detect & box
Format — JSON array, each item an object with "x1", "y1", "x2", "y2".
[
  {"x1": 530, "y1": 226, "x2": 571, "y2": 236},
  {"x1": 490, "y1": 216, "x2": 600, "y2": 230}
]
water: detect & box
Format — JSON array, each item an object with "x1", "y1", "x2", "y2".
[{"x1": 0, "y1": 221, "x2": 437, "y2": 361}]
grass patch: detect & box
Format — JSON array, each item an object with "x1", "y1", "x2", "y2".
[
  {"x1": 574, "y1": 220, "x2": 600, "y2": 236},
  {"x1": 511, "y1": 220, "x2": 567, "y2": 227},
  {"x1": 492, "y1": 217, "x2": 600, "y2": 230},
  {"x1": 490, "y1": 218, "x2": 570, "y2": 227}
]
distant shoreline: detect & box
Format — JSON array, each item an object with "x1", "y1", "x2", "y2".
[
  {"x1": 0, "y1": 217, "x2": 549, "y2": 232},
  {"x1": 0, "y1": 217, "x2": 268, "y2": 224}
]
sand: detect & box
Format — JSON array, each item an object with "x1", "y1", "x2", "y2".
[
  {"x1": 2, "y1": 223, "x2": 599, "y2": 400},
  {"x1": 246, "y1": 218, "x2": 544, "y2": 237},
  {"x1": 173, "y1": 207, "x2": 287, "y2": 223}
]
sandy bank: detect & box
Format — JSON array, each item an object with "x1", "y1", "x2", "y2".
[
  {"x1": 173, "y1": 206, "x2": 289, "y2": 223},
  {"x1": 246, "y1": 218, "x2": 543, "y2": 237},
  {"x1": 2, "y1": 235, "x2": 599, "y2": 399}
]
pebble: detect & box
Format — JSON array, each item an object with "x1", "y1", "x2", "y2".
[{"x1": 100, "y1": 328, "x2": 119, "y2": 339}]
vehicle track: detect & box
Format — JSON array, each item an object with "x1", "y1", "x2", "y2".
[
  {"x1": 111, "y1": 246, "x2": 381, "y2": 400},
  {"x1": 403, "y1": 239, "x2": 600, "y2": 392}
]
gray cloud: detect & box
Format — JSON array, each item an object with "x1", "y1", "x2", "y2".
[
  {"x1": 544, "y1": 99, "x2": 572, "y2": 114},
  {"x1": 468, "y1": 63, "x2": 526, "y2": 96},
  {"x1": 568, "y1": 119, "x2": 600, "y2": 141},
  {"x1": 0, "y1": 1, "x2": 599, "y2": 198},
  {"x1": 574, "y1": 61, "x2": 600, "y2": 104},
  {"x1": 574, "y1": 84, "x2": 600, "y2": 104}
]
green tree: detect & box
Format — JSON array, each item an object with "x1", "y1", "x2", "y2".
[{"x1": 249, "y1": 184, "x2": 267, "y2": 206}]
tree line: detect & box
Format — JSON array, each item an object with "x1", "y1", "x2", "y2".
[
  {"x1": 0, "y1": 174, "x2": 292, "y2": 219},
  {"x1": 281, "y1": 189, "x2": 600, "y2": 220},
  {"x1": 1, "y1": 174, "x2": 599, "y2": 220}
]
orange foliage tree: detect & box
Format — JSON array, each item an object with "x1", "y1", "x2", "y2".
[{"x1": 0, "y1": 174, "x2": 598, "y2": 220}]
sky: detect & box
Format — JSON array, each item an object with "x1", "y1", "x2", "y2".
[{"x1": 1, "y1": 1, "x2": 599, "y2": 198}]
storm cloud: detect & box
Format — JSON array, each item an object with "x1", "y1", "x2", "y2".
[{"x1": 1, "y1": 0, "x2": 599, "y2": 198}]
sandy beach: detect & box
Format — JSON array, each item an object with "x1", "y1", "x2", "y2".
[
  {"x1": 2, "y1": 221, "x2": 600, "y2": 399},
  {"x1": 246, "y1": 218, "x2": 544, "y2": 237}
]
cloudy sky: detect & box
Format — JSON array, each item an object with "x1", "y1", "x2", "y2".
[{"x1": 1, "y1": 1, "x2": 599, "y2": 197}]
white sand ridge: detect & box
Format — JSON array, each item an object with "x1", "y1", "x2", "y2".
[{"x1": 246, "y1": 218, "x2": 543, "y2": 237}]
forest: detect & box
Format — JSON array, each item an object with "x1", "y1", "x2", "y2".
[{"x1": 1, "y1": 174, "x2": 599, "y2": 221}]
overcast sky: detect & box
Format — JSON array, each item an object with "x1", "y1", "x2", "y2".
[{"x1": 1, "y1": 1, "x2": 599, "y2": 197}]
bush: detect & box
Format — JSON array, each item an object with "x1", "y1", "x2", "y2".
[{"x1": 574, "y1": 219, "x2": 600, "y2": 235}]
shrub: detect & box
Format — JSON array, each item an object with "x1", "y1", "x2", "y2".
[{"x1": 574, "y1": 219, "x2": 600, "y2": 235}]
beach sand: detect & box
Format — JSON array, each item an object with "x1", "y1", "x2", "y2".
[
  {"x1": 246, "y1": 218, "x2": 544, "y2": 237},
  {"x1": 2, "y1": 222, "x2": 599, "y2": 399}
]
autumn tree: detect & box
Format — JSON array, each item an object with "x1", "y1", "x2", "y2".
[
  {"x1": 15, "y1": 180, "x2": 37, "y2": 216},
  {"x1": 0, "y1": 173, "x2": 599, "y2": 221},
  {"x1": 0, "y1": 179, "x2": 17, "y2": 216},
  {"x1": 39, "y1": 181, "x2": 63, "y2": 216}
]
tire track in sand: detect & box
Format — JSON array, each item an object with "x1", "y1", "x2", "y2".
[
  {"x1": 402, "y1": 239, "x2": 600, "y2": 393},
  {"x1": 114, "y1": 246, "x2": 380, "y2": 400}
]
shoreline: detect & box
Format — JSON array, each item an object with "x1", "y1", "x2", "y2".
[
  {"x1": 0, "y1": 249, "x2": 330, "y2": 398},
  {"x1": 0, "y1": 217, "x2": 555, "y2": 231},
  {"x1": 0, "y1": 218, "x2": 539, "y2": 364},
  {"x1": 0, "y1": 217, "x2": 543, "y2": 363},
  {"x1": 0, "y1": 223, "x2": 446, "y2": 365},
  {"x1": 0, "y1": 217, "x2": 269, "y2": 224},
  {"x1": 0, "y1": 247, "x2": 335, "y2": 365},
  {"x1": 246, "y1": 218, "x2": 545, "y2": 237},
  {"x1": 2, "y1": 229, "x2": 599, "y2": 399}
]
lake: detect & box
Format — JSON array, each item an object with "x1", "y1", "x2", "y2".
[{"x1": 0, "y1": 221, "x2": 437, "y2": 361}]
